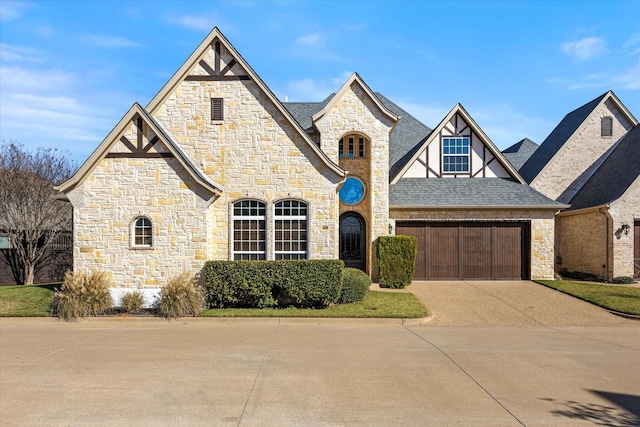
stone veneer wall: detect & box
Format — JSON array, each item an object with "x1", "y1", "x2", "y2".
[
  {"x1": 609, "y1": 178, "x2": 640, "y2": 278},
  {"x1": 68, "y1": 125, "x2": 212, "y2": 288},
  {"x1": 313, "y1": 82, "x2": 396, "y2": 277},
  {"x1": 390, "y1": 209, "x2": 557, "y2": 280},
  {"x1": 555, "y1": 210, "x2": 608, "y2": 279},
  {"x1": 531, "y1": 99, "x2": 634, "y2": 203},
  {"x1": 150, "y1": 43, "x2": 342, "y2": 261}
]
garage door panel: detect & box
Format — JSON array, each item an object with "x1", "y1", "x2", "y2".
[
  {"x1": 461, "y1": 226, "x2": 492, "y2": 279},
  {"x1": 429, "y1": 226, "x2": 458, "y2": 279},
  {"x1": 493, "y1": 225, "x2": 523, "y2": 279},
  {"x1": 396, "y1": 222, "x2": 528, "y2": 280}
]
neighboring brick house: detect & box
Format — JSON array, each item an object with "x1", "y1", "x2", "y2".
[
  {"x1": 520, "y1": 91, "x2": 640, "y2": 280},
  {"x1": 57, "y1": 28, "x2": 564, "y2": 297}
]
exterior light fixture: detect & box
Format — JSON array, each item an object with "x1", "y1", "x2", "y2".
[
  {"x1": 388, "y1": 222, "x2": 393, "y2": 235},
  {"x1": 621, "y1": 224, "x2": 630, "y2": 235}
]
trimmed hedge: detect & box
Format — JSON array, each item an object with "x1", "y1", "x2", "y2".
[
  {"x1": 376, "y1": 236, "x2": 417, "y2": 289},
  {"x1": 202, "y1": 260, "x2": 343, "y2": 308},
  {"x1": 340, "y1": 268, "x2": 371, "y2": 304},
  {"x1": 612, "y1": 276, "x2": 635, "y2": 284}
]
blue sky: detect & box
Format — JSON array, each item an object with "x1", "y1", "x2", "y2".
[{"x1": 1, "y1": 0, "x2": 639, "y2": 165}]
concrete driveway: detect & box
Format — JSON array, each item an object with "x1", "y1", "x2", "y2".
[
  {"x1": 1, "y1": 281, "x2": 638, "y2": 426},
  {"x1": 405, "y1": 280, "x2": 636, "y2": 326}
]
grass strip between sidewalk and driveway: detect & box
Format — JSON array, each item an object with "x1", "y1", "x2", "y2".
[
  {"x1": 0, "y1": 285, "x2": 427, "y2": 319},
  {"x1": 199, "y1": 291, "x2": 427, "y2": 318},
  {"x1": 537, "y1": 280, "x2": 640, "y2": 316}
]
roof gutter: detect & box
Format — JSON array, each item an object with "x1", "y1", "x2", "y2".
[
  {"x1": 555, "y1": 204, "x2": 609, "y2": 217},
  {"x1": 389, "y1": 204, "x2": 570, "y2": 211}
]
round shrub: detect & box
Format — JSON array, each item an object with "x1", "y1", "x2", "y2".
[
  {"x1": 53, "y1": 270, "x2": 113, "y2": 321},
  {"x1": 120, "y1": 290, "x2": 145, "y2": 313},
  {"x1": 158, "y1": 273, "x2": 204, "y2": 318},
  {"x1": 612, "y1": 276, "x2": 635, "y2": 284},
  {"x1": 339, "y1": 268, "x2": 371, "y2": 304}
]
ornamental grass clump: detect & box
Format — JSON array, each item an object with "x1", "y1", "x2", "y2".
[
  {"x1": 158, "y1": 273, "x2": 204, "y2": 319},
  {"x1": 120, "y1": 290, "x2": 145, "y2": 313},
  {"x1": 53, "y1": 270, "x2": 113, "y2": 321}
]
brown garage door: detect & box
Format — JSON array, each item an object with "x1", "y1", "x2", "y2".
[{"x1": 396, "y1": 222, "x2": 530, "y2": 280}]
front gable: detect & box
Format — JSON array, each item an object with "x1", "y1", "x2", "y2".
[
  {"x1": 146, "y1": 27, "x2": 344, "y2": 180},
  {"x1": 391, "y1": 104, "x2": 521, "y2": 183}
]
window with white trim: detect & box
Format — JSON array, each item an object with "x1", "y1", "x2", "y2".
[
  {"x1": 442, "y1": 137, "x2": 470, "y2": 173},
  {"x1": 339, "y1": 134, "x2": 366, "y2": 159},
  {"x1": 232, "y1": 200, "x2": 266, "y2": 260},
  {"x1": 133, "y1": 217, "x2": 152, "y2": 247},
  {"x1": 274, "y1": 200, "x2": 308, "y2": 260}
]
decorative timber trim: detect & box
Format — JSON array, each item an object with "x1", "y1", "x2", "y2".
[
  {"x1": 105, "y1": 117, "x2": 174, "y2": 159},
  {"x1": 185, "y1": 41, "x2": 250, "y2": 81}
]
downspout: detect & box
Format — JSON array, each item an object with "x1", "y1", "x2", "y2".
[{"x1": 599, "y1": 206, "x2": 612, "y2": 282}]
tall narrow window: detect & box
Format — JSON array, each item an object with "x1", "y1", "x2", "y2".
[
  {"x1": 274, "y1": 200, "x2": 308, "y2": 260},
  {"x1": 601, "y1": 117, "x2": 613, "y2": 137},
  {"x1": 211, "y1": 98, "x2": 224, "y2": 121},
  {"x1": 442, "y1": 137, "x2": 470, "y2": 173},
  {"x1": 133, "y1": 217, "x2": 152, "y2": 247},
  {"x1": 339, "y1": 133, "x2": 368, "y2": 159},
  {"x1": 232, "y1": 200, "x2": 266, "y2": 260}
]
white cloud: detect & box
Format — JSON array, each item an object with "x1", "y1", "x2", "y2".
[
  {"x1": 0, "y1": 43, "x2": 43, "y2": 63},
  {"x1": 0, "y1": 1, "x2": 32, "y2": 22},
  {"x1": 296, "y1": 33, "x2": 321, "y2": 46},
  {"x1": 274, "y1": 72, "x2": 353, "y2": 101},
  {"x1": 561, "y1": 36, "x2": 608, "y2": 60},
  {"x1": 81, "y1": 35, "x2": 147, "y2": 49},
  {"x1": 548, "y1": 61, "x2": 640, "y2": 91},
  {"x1": 623, "y1": 33, "x2": 640, "y2": 55}
]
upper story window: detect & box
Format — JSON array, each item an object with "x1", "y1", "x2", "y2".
[
  {"x1": 601, "y1": 116, "x2": 613, "y2": 137},
  {"x1": 339, "y1": 134, "x2": 367, "y2": 159},
  {"x1": 232, "y1": 200, "x2": 266, "y2": 260},
  {"x1": 133, "y1": 217, "x2": 153, "y2": 247},
  {"x1": 274, "y1": 200, "x2": 308, "y2": 260},
  {"x1": 442, "y1": 137, "x2": 470, "y2": 173},
  {"x1": 211, "y1": 98, "x2": 224, "y2": 121}
]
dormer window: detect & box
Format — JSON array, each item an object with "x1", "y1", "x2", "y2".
[
  {"x1": 601, "y1": 116, "x2": 613, "y2": 137},
  {"x1": 339, "y1": 134, "x2": 366, "y2": 159},
  {"x1": 442, "y1": 137, "x2": 470, "y2": 173}
]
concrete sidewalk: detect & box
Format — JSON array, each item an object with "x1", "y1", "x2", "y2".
[{"x1": 1, "y1": 317, "x2": 638, "y2": 426}]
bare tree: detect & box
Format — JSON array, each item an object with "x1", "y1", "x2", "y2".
[{"x1": 0, "y1": 142, "x2": 75, "y2": 285}]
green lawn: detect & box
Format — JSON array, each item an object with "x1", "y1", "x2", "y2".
[
  {"x1": 200, "y1": 291, "x2": 428, "y2": 318},
  {"x1": 0, "y1": 286, "x2": 427, "y2": 319},
  {"x1": 0, "y1": 284, "x2": 57, "y2": 317},
  {"x1": 537, "y1": 280, "x2": 640, "y2": 316}
]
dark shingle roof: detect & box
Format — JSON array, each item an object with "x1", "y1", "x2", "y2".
[
  {"x1": 502, "y1": 138, "x2": 539, "y2": 171},
  {"x1": 283, "y1": 93, "x2": 432, "y2": 180},
  {"x1": 283, "y1": 94, "x2": 333, "y2": 131},
  {"x1": 373, "y1": 93, "x2": 432, "y2": 181},
  {"x1": 567, "y1": 124, "x2": 640, "y2": 210},
  {"x1": 389, "y1": 178, "x2": 566, "y2": 208},
  {"x1": 519, "y1": 92, "x2": 608, "y2": 183}
]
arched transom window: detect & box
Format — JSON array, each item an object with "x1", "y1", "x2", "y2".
[
  {"x1": 274, "y1": 200, "x2": 308, "y2": 260},
  {"x1": 339, "y1": 133, "x2": 368, "y2": 159},
  {"x1": 133, "y1": 217, "x2": 153, "y2": 247},
  {"x1": 232, "y1": 200, "x2": 266, "y2": 260}
]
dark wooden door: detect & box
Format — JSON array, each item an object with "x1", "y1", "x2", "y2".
[
  {"x1": 340, "y1": 213, "x2": 366, "y2": 271},
  {"x1": 396, "y1": 222, "x2": 528, "y2": 280},
  {"x1": 634, "y1": 221, "x2": 640, "y2": 278}
]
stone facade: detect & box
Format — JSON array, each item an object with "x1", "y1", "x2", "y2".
[
  {"x1": 150, "y1": 42, "x2": 344, "y2": 264},
  {"x1": 531, "y1": 100, "x2": 634, "y2": 203},
  {"x1": 390, "y1": 209, "x2": 557, "y2": 280},
  {"x1": 555, "y1": 178, "x2": 639, "y2": 280},
  {"x1": 313, "y1": 80, "x2": 397, "y2": 276}
]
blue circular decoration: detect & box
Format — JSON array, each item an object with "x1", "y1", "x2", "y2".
[{"x1": 339, "y1": 177, "x2": 365, "y2": 205}]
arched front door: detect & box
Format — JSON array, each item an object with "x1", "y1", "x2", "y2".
[{"x1": 339, "y1": 212, "x2": 366, "y2": 271}]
